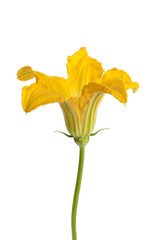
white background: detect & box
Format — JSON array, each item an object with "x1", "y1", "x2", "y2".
[{"x1": 0, "y1": 0, "x2": 160, "y2": 239}]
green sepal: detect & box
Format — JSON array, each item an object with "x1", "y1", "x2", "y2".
[
  {"x1": 54, "y1": 130, "x2": 73, "y2": 138},
  {"x1": 90, "y1": 128, "x2": 110, "y2": 137}
]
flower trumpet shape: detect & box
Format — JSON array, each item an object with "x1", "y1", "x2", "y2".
[{"x1": 17, "y1": 48, "x2": 139, "y2": 146}]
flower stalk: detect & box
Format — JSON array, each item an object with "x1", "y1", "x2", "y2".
[{"x1": 71, "y1": 145, "x2": 85, "y2": 240}]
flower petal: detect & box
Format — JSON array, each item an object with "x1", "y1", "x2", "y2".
[
  {"x1": 22, "y1": 83, "x2": 69, "y2": 112},
  {"x1": 67, "y1": 81, "x2": 127, "y2": 116},
  {"x1": 101, "y1": 68, "x2": 139, "y2": 93},
  {"x1": 17, "y1": 66, "x2": 71, "y2": 97},
  {"x1": 82, "y1": 82, "x2": 127, "y2": 104},
  {"x1": 67, "y1": 47, "x2": 104, "y2": 97},
  {"x1": 17, "y1": 66, "x2": 34, "y2": 81}
]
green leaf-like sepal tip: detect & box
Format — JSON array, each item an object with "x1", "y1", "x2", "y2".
[
  {"x1": 90, "y1": 128, "x2": 110, "y2": 136},
  {"x1": 54, "y1": 130, "x2": 73, "y2": 138}
]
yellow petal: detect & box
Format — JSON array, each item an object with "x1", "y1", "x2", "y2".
[
  {"x1": 67, "y1": 47, "x2": 104, "y2": 97},
  {"x1": 17, "y1": 66, "x2": 34, "y2": 81},
  {"x1": 82, "y1": 81, "x2": 127, "y2": 104},
  {"x1": 101, "y1": 68, "x2": 139, "y2": 93},
  {"x1": 22, "y1": 83, "x2": 69, "y2": 112},
  {"x1": 68, "y1": 81, "x2": 127, "y2": 116},
  {"x1": 17, "y1": 66, "x2": 71, "y2": 97}
]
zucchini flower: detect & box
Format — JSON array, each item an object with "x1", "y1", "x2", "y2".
[{"x1": 17, "y1": 48, "x2": 139, "y2": 240}]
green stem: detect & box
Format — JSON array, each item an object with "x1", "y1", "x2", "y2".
[{"x1": 71, "y1": 146, "x2": 85, "y2": 240}]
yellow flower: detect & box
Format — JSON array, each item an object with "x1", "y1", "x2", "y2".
[{"x1": 17, "y1": 48, "x2": 139, "y2": 146}]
